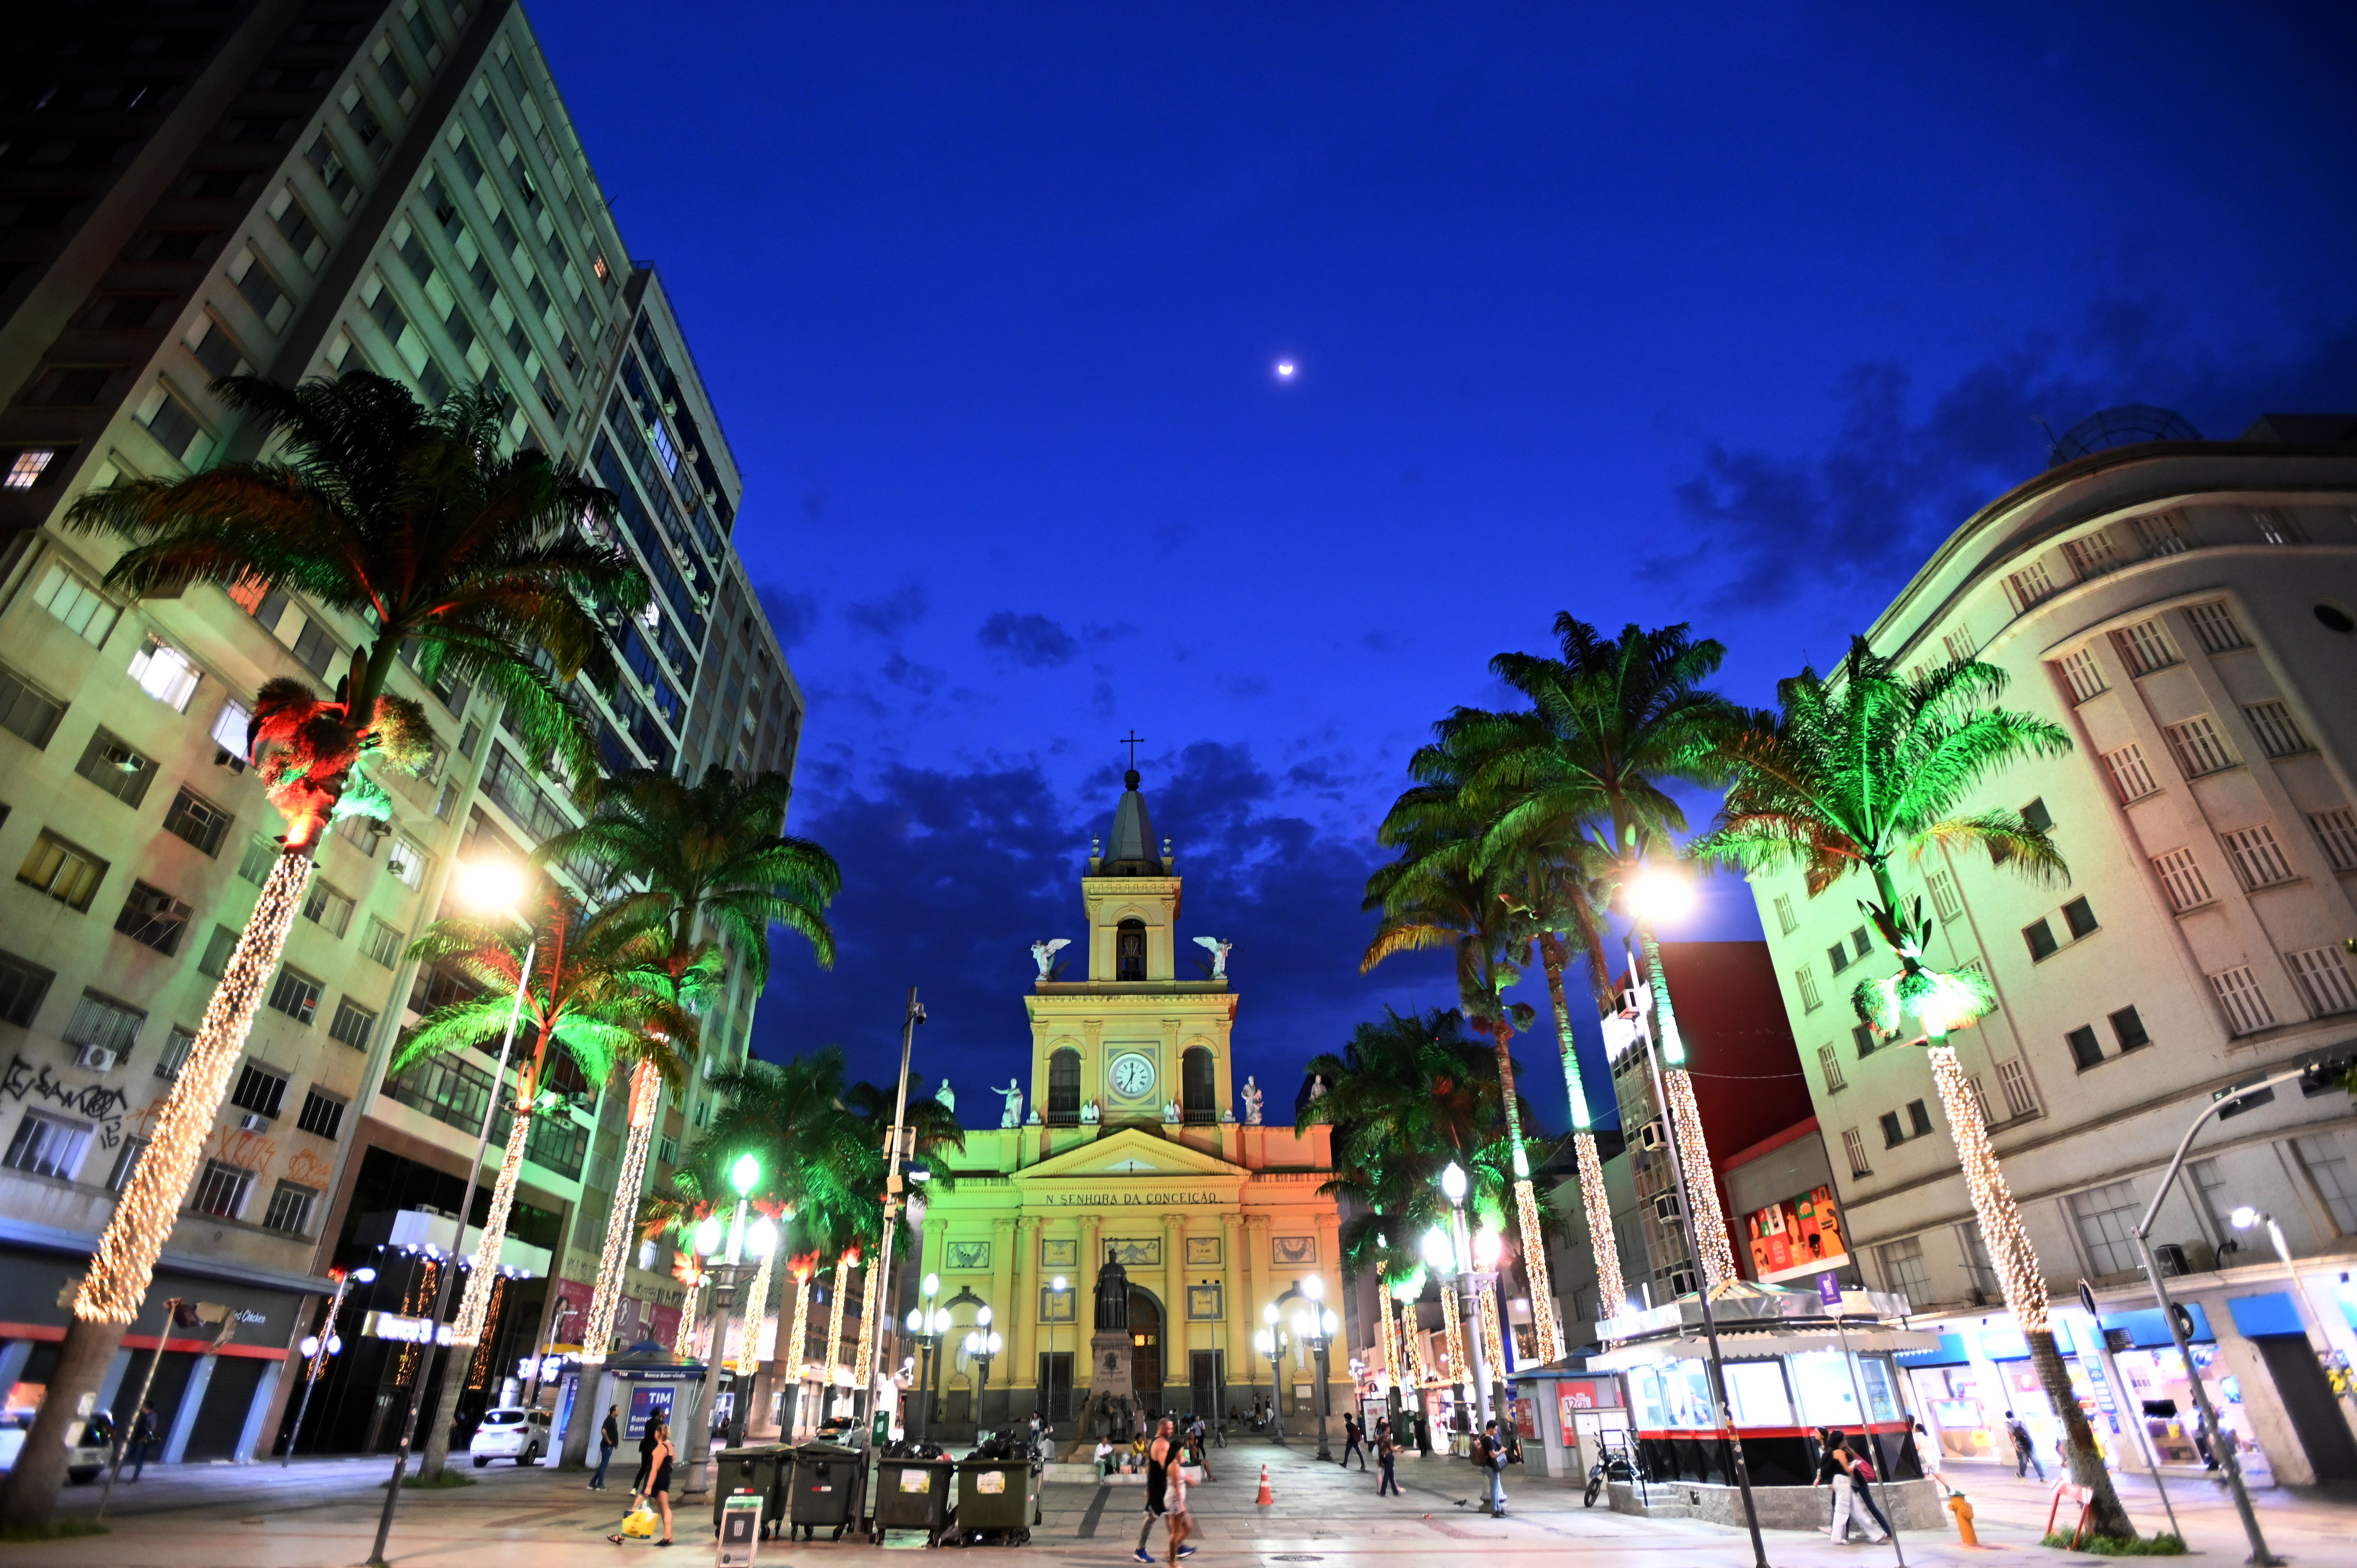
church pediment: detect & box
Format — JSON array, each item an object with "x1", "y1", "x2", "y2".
[{"x1": 1014, "y1": 1127, "x2": 1246, "y2": 1183}]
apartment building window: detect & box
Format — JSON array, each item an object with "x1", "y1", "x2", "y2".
[
  {"x1": 2164, "y1": 716, "x2": 2235, "y2": 777},
  {"x1": 2293, "y1": 1136, "x2": 2357, "y2": 1235},
  {"x1": 657, "y1": 1134, "x2": 678, "y2": 1167},
  {"x1": 2110, "y1": 1005, "x2": 2151, "y2": 1052},
  {"x1": 2060, "y1": 896, "x2": 2099, "y2": 938},
  {"x1": 127, "y1": 637, "x2": 201, "y2": 712},
  {"x1": 2209, "y1": 966, "x2": 2275, "y2": 1035},
  {"x1": 2188, "y1": 1158, "x2": 2235, "y2": 1242},
  {"x1": 1840, "y1": 1127, "x2": 1871, "y2": 1178},
  {"x1": 288, "y1": 617, "x2": 338, "y2": 679},
  {"x1": 72, "y1": 729, "x2": 156, "y2": 807},
  {"x1": 19, "y1": 830, "x2": 107, "y2": 910},
  {"x1": 2249, "y1": 507, "x2": 2300, "y2": 545},
  {"x1": 2004, "y1": 560, "x2": 2057, "y2": 614},
  {"x1": 2220, "y1": 825, "x2": 2295, "y2": 890},
  {"x1": 198, "y1": 923, "x2": 239, "y2": 979},
  {"x1": 1853, "y1": 1022, "x2": 1880, "y2": 1059},
  {"x1": 362, "y1": 916, "x2": 404, "y2": 967},
  {"x1": 4, "y1": 1110, "x2": 92, "y2": 1180},
  {"x1": 113, "y1": 881, "x2": 193, "y2": 955},
  {"x1": 1996, "y1": 1058, "x2": 2039, "y2": 1118},
  {"x1": 327, "y1": 998, "x2": 376, "y2": 1051},
  {"x1": 2311, "y1": 809, "x2": 2357, "y2": 872},
  {"x1": 32, "y1": 561, "x2": 121, "y2": 647},
  {"x1": 162, "y1": 788, "x2": 232, "y2": 856},
  {"x1": 267, "y1": 968, "x2": 322, "y2": 1025},
  {"x1": 210, "y1": 697, "x2": 250, "y2": 758},
  {"x1": 1773, "y1": 893, "x2": 1797, "y2": 935},
  {"x1": 4, "y1": 449, "x2": 56, "y2": 489},
  {"x1": 230, "y1": 1062, "x2": 289, "y2": 1121},
  {"x1": 58, "y1": 993, "x2": 143, "y2": 1063},
  {"x1": 389, "y1": 836, "x2": 428, "y2": 890},
  {"x1": 1818, "y1": 1044, "x2": 1846, "y2": 1093},
  {"x1": 2242, "y1": 701, "x2": 2309, "y2": 758},
  {"x1": 2023, "y1": 918, "x2": 2058, "y2": 961},
  {"x1": 2112, "y1": 619, "x2": 2178, "y2": 677},
  {"x1": 2056, "y1": 648, "x2": 2106, "y2": 703},
  {"x1": 106, "y1": 1137, "x2": 148, "y2": 1193},
  {"x1": 2152, "y1": 847, "x2": 2213, "y2": 911},
  {"x1": 262, "y1": 1180, "x2": 317, "y2": 1235},
  {"x1": 2286, "y1": 947, "x2": 2357, "y2": 1018},
  {"x1": 2061, "y1": 530, "x2": 2118, "y2": 580},
  {"x1": 1880, "y1": 1100, "x2": 1933, "y2": 1148},
  {"x1": 2066, "y1": 1025, "x2": 2104, "y2": 1070},
  {"x1": 191, "y1": 1159, "x2": 255, "y2": 1219},
  {"x1": 154, "y1": 1026, "x2": 194, "y2": 1081},
  {"x1": 1794, "y1": 965, "x2": 1822, "y2": 1013},
  {"x1": 1878, "y1": 1237, "x2": 1931, "y2": 1304},
  {"x1": 237, "y1": 835, "x2": 277, "y2": 886},
  {"x1": 0, "y1": 662, "x2": 67, "y2": 748},
  {"x1": 2070, "y1": 1180, "x2": 2142, "y2": 1275},
  {"x1": 1926, "y1": 870, "x2": 1962, "y2": 923},
  {"x1": 1828, "y1": 938, "x2": 1854, "y2": 975},
  {"x1": 297, "y1": 1088, "x2": 347, "y2": 1141},
  {"x1": 1942, "y1": 626, "x2": 1976, "y2": 662},
  {"x1": 2184, "y1": 602, "x2": 2247, "y2": 654},
  {"x1": 300, "y1": 880, "x2": 354, "y2": 938},
  {"x1": 2094, "y1": 743, "x2": 2158, "y2": 805},
  {"x1": 2133, "y1": 510, "x2": 2189, "y2": 555}
]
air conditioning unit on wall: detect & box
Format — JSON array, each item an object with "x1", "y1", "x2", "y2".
[
  {"x1": 238, "y1": 1112, "x2": 270, "y2": 1133},
  {"x1": 71, "y1": 1045, "x2": 116, "y2": 1072}
]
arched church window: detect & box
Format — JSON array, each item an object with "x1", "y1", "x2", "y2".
[
  {"x1": 1047, "y1": 1048, "x2": 1081, "y2": 1124},
  {"x1": 1181, "y1": 1047, "x2": 1215, "y2": 1124},
  {"x1": 1117, "y1": 918, "x2": 1147, "y2": 981}
]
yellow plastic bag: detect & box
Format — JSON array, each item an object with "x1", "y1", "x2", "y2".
[{"x1": 621, "y1": 1504, "x2": 660, "y2": 1539}]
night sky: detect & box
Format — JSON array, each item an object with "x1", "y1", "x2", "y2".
[{"x1": 535, "y1": 4, "x2": 2357, "y2": 1135}]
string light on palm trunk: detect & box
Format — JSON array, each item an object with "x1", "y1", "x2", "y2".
[
  {"x1": 76, "y1": 849, "x2": 311, "y2": 1323},
  {"x1": 1438, "y1": 1278, "x2": 1468, "y2": 1401},
  {"x1": 1573, "y1": 1131, "x2": 1626, "y2": 1316},
  {"x1": 674, "y1": 1274, "x2": 704, "y2": 1360},
  {"x1": 1928, "y1": 1044, "x2": 2048, "y2": 1328},
  {"x1": 1475, "y1": 1278, "x2": 1507, "y2": 1393},
  {"x1": 451, "y1": 1107, "x2": 533, "y2": 1345},
  {"x1": 1513, "y1": 1179, "x2": 1564, "y2": 1361},
  {"x1": 824, "y1": 1252, "x2": 855, "y2": 1389},
  {"x1": 786, "y1": 1254, "x2": 818, "y2": 1397},
  {"x1": 1664, "y1": 1069, "x2": 1740, "y2": 1289},
  {"x1": 735, "y1": 1219, "x2": 779, "y2": 1377},
  {"x1": 580, "y1": 1062, "x2": 663, "y2": 1365},
  {"x1": 850, "y1": 1250, "x2": 879, "y2": 1406}
]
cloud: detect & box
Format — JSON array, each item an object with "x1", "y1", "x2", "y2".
[
  {"x1": 1223, "y1": 673, "x2": 1270, "y2": 697},
  {"x1": 880, "y1": 652, "x2": 946, "y2": 694},
  {"x1": 847, "y1": 581, "x2": 928, "y2": 637},
  {"x1": 976, "y1": 611, "x2": 1079, "y2": 668},
  {"x1": 753, "y1": 583, "x2": 819, "y2": 650}
]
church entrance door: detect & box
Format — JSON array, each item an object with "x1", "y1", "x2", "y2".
[{"x1": 1127, "y1": 1287, "x2": 1163, "y2": 1411}]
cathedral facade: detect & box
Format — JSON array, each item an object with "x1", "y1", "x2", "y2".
[{"x1": 908, "y1": 769, "x2": 1352, "y2": 1433}]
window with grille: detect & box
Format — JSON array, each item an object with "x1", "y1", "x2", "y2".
[
  {"x1": 1967, "y1": 1075, "x2": 1995, "y2": 1125},
  {"x1": 1942, "y1": 627, "x2": 1976, "y2": 663},
  {"x1": 2220, "y1": 825, "x2": 2295, "y2": 889},
  {"x1": 2148, "y1": 846, "x2": 2212, "y2": 912},
  {"x1": 2310, "y1": 809, "x2": 2357, "y2": 872},
  {"x1": 19, "y1": 830, "x2": 108, "y2": 910},
  {"x1": 297, "y1": 1088, "x2": 346, "y2": 1141},
  {"x1": 2165, "y1": 716, "x2": 2235, "y2": 777},
  {"x1": 1926, "y1": 870, "x2": 1962, "y2": 922},
  {"x1": 1878, "y1": 1237, "x2": 1930, "y2": 1303},
  {"x1": 362, "y1": 916, "x2": 404, "y2": 967},
  {"x1": 106, "y1": 1136, "x2": 148, "y2": 1193},
  {"x1": 191, "y1": 1159, "x2": 254, "y2": 1219},
  {"x1": 2067, "y1": 1025, "x2": 2104, "y2": 1070},
  {"x1": 154, "y1": 1026, "x2": 194, "y2": 1081},
  {"x1": 327, "y1": 998, "x2": 376, "y2": 1050},
  {"x1": 2056, "y1": 649, "x2": 2106, "y2": 703},
  {"x1": 2133, "y1": 510, "x2": 2189, "y2": 555},
  {"x1": 1853, "y1": 1021, "x2": 1880, "y2": 1059},
  {"x1": 2069, "y1": 1179, "x2": 2143, "y2": 1275},
  {"x1": 2209, "y1": 966, "x2": 2274, "y2": 1035},
  {"x1": 1996, "y1": 1058, "x2": 2038, "y2": 1118},
  {"x1": 267, "y1": 968, "x2": 321, "y2": 1024},
  {"x1": 261, "y1": 1180, "x2": 317, "y2": 1235},
  {"x1": 161, "y1": 788, "x2": 232, "y2": 856},
  {"x1": 2183, "y1": 602, "x2": 2247, "y2": 654},
  {"x1": 2293, "y1": 1136, "x2": 2357, "y2": 1234},
  {"x1": 2286, "y1": 947, "x2": 2357, "y2": 1018},
  {"x1": 230, "y1": 1062, "x2": 288, "y2": 1120},
  {"x1": 62, "y1": 991, "x2": 143, "y2": 1056},
  {"x1": 2062, "y1": 530, "x2": 2118, "y2": 580},
  {"x1": 114, "y1": 881, "x2": 192, "y2": 955},
  {"x1": 71, "y1": 727, "x2": 155, "y2": 807},
  {"x1": 2004, "y1": 560, "x2": 2057, "y2": 614},
  {"x1": 237, "y1": 835, "x2": 276, "y2": 886},
  {"x1": 2111, "y1": 619, "x2": 2178, "y2": 676},
  {"x1": 2248, "y1": 507, "x2": 2300, "y2": 544},
  {"x1": 1796, "y1": 965, "x2": 1822, "y2": 1012},
  {"x1": 301, "y1": 880, "x2": 353, "y2": 937},
  {"x1": 2242, "y1": 701, "x2": 2309, "y2": 758},
  {"x1": 2101, "y1": 743, "x2": 2160, "y2": 802},
  {"x1": 1773, "y1": 893, "x2": 1797, "y2": 934},
  {"x1": 0, "y1": 661, "x2": 66, "y2": 748},
  {"x1": 4, "y1": 1109, "x2": 92, "y2": 1180},
  {"x1": 1817, "y1": 1043, "x2": 1845, "y2": 1093},
  {"x1": 1840, "y1": 1126, "x2": 1870, "y2": 1177}
]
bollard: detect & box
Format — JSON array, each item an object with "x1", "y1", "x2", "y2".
[{"x1": 1946, "y1": 1491, "x2": 1977, "y2": 1547}]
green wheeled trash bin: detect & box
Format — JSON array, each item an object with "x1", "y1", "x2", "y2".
[
  {"x1": 710, "y1": 1443, "x2": 793, "y2": 1540},
  {"x1": 789, "y1": 1441, "x2": 869, "y2": 1542},
  {"x1": 871, "y1": 1455, "x2": 954, "y2": 1546},
  {"x1": 953, "y1": 1457, "x2": 1040, "y2": 1545}
]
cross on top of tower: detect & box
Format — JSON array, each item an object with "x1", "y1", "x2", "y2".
[{"x1": 1119, "y1": 729, "x2": 1145, "y2": 781}]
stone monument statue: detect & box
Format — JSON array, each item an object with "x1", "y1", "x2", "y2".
[
  {"x1": 1090, "y1": 1248, "x2": 1134, "y2": 1405},
  {"x1": 996, "y1": 1079, "x2": 1023, "y2": 1128},
  {"x1": 1241, "y1": 1076, "x2": 1263, "y2": 1126}
]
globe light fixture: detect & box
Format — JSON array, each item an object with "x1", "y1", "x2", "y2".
[
  {"x1": 1473, "y1": 1224, "x2": 1504, "y2": 1271},
  {"x1": 1440, "y1": 1161, "x2": 1468, "y2": 1205},
  {"x1": 731, "y1": 1153, "x2": 760, "y2": 1196},
  {"x1": 977, "y1": 1304, "x2": 993, "y2": 1328},
  {"x1": 694, "y1": 1216, "x2": 724, "y2": 1257},
  {"x1": 1421, "y1": 1226, "x2": 1455, "y2": 1275},
  {"x1": 1321, "y1": 1309, "x2": 1339, "y2": 1337},
  {"x1": 1302, "y1": 1274, "x2": 1324, "y2": 1301},
  {"x1": 1263, "y1": 1302, "x2": 1281, "y2": 1325},
  {"x1": 458, "y1": 857, "x2": 530, "y2": 913},
  {"x1": 748, "y1": 1217, "x2": 778, "y2": 1259},
  {"x1": 1052, "y1": 1275, "x2": 1068, "y2": 1292},
  {"x1": 923, "y1": 1273, "x2": 940, "y2": 1297},
  {"x1": 1628, "y1": 867, "x2": 1695, "y2": 923},
  {"x1": 906, "y1": 1307, "x2": 924, "y2": 1333},
  {"x1": 2231, "y1": 1205, "x2": 2261, "y2": 1230}
]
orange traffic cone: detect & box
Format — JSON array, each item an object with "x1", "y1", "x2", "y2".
[{"x1": 1256, "y1": 1464, "x2": 1274, "y2": 1506}]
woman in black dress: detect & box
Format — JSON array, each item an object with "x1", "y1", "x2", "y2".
[{"x1": 610, "y1": 1419, "x2": 675, "y2": 1546}]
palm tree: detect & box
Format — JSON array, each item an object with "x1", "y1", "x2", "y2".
[
  {"x1": 538, "y1": 766, "x2": 839, "y2": 1467},
  {"x1": 1690, "y1": 638, "x2": 2132, "y2": 1534},
  {"x1": 1363, "y1": 731, "x2": 1566, "y2": 1355},
  {"x1": 0, "y1": 373, "x2": 638, "y2": 1527},
  {"x1": 396, "y1": 874, "x2": 691, "y2": 1478}
]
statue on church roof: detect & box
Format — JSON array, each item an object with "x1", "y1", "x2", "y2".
[
  {"x1": 995, "y1": 1080, "x2": 1024, "y2": 1128},
  {"x1": 1191, "y1": 935, "x2": 1232, "y2": 978},
  {"x1": 1308, "y1": 1074, "x2": 1329, "y2": 1102},
  {"x1": 933, "y1": 1079, "x2": 955, "y2": 1116},
  {"x1": 1080, "y1": 1100, "x2": 1100, "y2": 1125},
  {"x1": 1030, "y1": 937, "x2": 1069, "y2": 979},
  {"x1": 1162, "y1": 1100, "x2": 1180, "y2": 1124},
  {"x1": 1241, "y1": 1076, "x2": 1263, "y2": 1126}
]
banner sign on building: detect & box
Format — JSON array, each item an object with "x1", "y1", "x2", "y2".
[{"x1": 1745, "y1": 1185, "x2": 1848, "y2": 1283}]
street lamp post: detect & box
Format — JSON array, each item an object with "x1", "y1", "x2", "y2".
[
  {"x1": 1292, "y1": 1277, "x2": 1339, "y2": 1462},
  {"x1": 857, "y1": 988, "x2": 927, "y2": 1429},
  {"x1": 1047, "y1": 1275, "x2": 1069, "y2": 1441},
  {"x1": 1254, "y1": 1308, "x2": 1289, "y2": 1443},
  {"x1": 1437, "y1": 1162, "x2": 1496, "y2": 1430},
  {"x1": 2230, "y1": 1204, "x2": 2357, "y2": 1422},
  {"x1": 906, "y1": 1273, "x2": 947, "y2": 1444},
  {"x1": 282, "y1": 1266, "x2": 376, "y2": 1465},
  {"x1": 963, "y1": 1315, "x2": 1002, "y2": 1439},
  {"x1": 683, "y1": 1154, "x2": 768, "y2": 1494}
]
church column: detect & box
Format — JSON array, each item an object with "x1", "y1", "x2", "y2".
[
  {"x1": 1162, "y1": 1210, "x2": 1187, "y2": 1410},
  {"x1": 1245, "y1": 1215, "x2": 1272, "y2": 1409},
  {"x1": 1010, "y1": 1214, "x2": 1040, "y2": 1417},
  {"x1": 1316, "y1": 1206, "x2": 1350, "y2": 1435},
  {"x1": 1219, "y1": 1211, "x2": 1246, "y2": 1415},
  {"x1": 986, "y1": 1216, "x2": 1015, "y2": 1430}
]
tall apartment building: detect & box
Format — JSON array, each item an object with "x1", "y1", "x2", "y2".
[
  {"x1": 0, "y1": 0, "x2": 802, "y2": 1466},
  {"x1": 1744, "y1": 410, "x2": 2357, "y2": 1485}
]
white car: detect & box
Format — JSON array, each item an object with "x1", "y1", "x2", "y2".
[{"x1": 468, "y1": 1407, "x2": 549, "y2": 1467}]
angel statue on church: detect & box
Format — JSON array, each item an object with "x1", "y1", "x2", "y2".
[
  {"x1": 1080, "y1": 1100, "x2": 1101, "y2": 1125},
  {"x1": 1162, "y1": 1100, "x2": 1180, "y2": 1124},
  {"x1": 996, "y1": 1080, "x2": 1024, "y2": 1128},
  {"x1": 933, "y1": 1079, "x2": 955, "y2": 1115},
  {"x1": 1191, "y1": 934, "x2": 1233, "y2": 978},
  {"x1": 1030, "y1": 938, "x2": 1070, "y2": 979},
  {"x1": 1241, "y1": 1076, "x2": 1263, "y2": 1126}
]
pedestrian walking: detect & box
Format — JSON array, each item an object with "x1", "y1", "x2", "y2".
[
  {"x1": 2004, "y1": 1411, "x2": 2043, "y2": 1480},
  {"x1": 591, "y1": 1406, "x2": 620, "y2": 1490},
  {"x1": 631, "y1": 1413, "x2": 661, "y2": 1496},
  {"x1": 1816, "y1": 1432, "x2": 1886, "y2": 1544},
  {"x1": 1341, "y1": 1411, "x2": 1367, "y2": 1471},
  {"x1": 1414, "y1": 1410, "x2": 1431, "y2": 1457},
  {"x1": 610, "y1": 1418, "x2": 675, "y2": 1547},
  {"x1": 1132, "y1": 1418, "x2": 1197, "y2": 1564},
  {"x1": 1375, "y1": 1419, "x2": 1401, "y2": 1497},
  {"x1": 1847, "y1": 1442, "x2": 1894, "y2": 1540},
  {"x1": 127, "y1": 1403, "x2": 157, "y2": 1481},
  {"x1": 1164, "y1": 1448, "x2": 1193, "y2": 1568},
  {"x1": 1472, "y1": 1418, "x2": 1507, "y2": 1516}
]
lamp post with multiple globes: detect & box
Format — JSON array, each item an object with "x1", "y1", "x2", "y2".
[
  {"x1": 683, "y1": 1153, "x2": 771, "y2": 1490},
  {"x1": 281, "y1": 1265, "x2": 375, "y2": 1466},
  {"x1": 963, "y1": 1307, "x2": 1002, "y2": 1437},
  {"x1": 1290, "y1": 1275, "x2": 1339, "y2": 1461},
  {"x1": 1254, "y1": 1306, "x2": 1290, "y2": 1443},
  {"x1": 905, "y1": 1273, "x2": 951, "y2": 1444}
]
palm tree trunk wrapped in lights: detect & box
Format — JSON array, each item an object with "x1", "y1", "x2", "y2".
[
  {"x1": 735, "y1": 1245, "x2": 777, "y2": 1379},
  {"x1": 823, "y1": 1253, "x2": 854, "y2": 1407},
  {"x1": 1541, "y1": 933, "x2": 1628, "y2": 1323},
  {"x1": 1662, "y1": 1069, "x2": 1740, "y2": 1288},
  {"x1": 675, "y1": 1277, "x2": 704, "y2": 1360},
  {"x1": 1376, "y1": 1284, "x2": 1400, "y2": 1392},
  {"x1": 785, "y1": 1255, "x2": 817, "y2": 1434},
  {"x1": 1475, "y1": 1283, "x2": 1507, "y2": 1394},
  {"x1": 1439, "y1": 1285, "x2": 1468, "y2": 1405},
  {"x1": 850, "y1": 1251, "x2": 880, "y2": 1416},
  {"x1": 560, "y1": 1061, "x2": 665, "y2": 1470}
]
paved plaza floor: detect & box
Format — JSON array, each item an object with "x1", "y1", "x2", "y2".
[{"x1": 11, "y1": 1439, "x2": 2355, "y2": 1566}]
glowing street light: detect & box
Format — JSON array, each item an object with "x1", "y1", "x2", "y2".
[{"x1": 1255, "y1": 1311, "x2": 1291, "y2": 1443}]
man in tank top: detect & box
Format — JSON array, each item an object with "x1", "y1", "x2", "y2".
[{"x1": 1132, "y1": 1418, "x2": 1196, "y2": 1563}]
